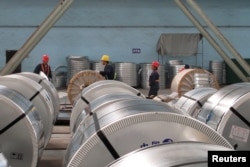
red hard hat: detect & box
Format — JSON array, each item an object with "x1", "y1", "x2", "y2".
[
  {"x1": 151, "y1": 61, "x2": 160, "y2": 68},
  {"x1": 42, "y1": 54, "x2": 49, "y2": 62}
]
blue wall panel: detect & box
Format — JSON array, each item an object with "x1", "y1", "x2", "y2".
[{"x1": 0, "y1": 0, "x2": 250, "y2": 72}]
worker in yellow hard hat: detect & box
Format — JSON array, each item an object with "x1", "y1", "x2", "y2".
[{"x1": 99, "y1": 54, "x2": 115, "y2": 80}]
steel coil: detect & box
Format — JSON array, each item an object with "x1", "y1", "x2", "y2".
[
  {"x1": 209, "y1": 60, "x2": 224, "y2": 85},
  {"x1": 115, "y1": 62, "x2": 139, "y2": 87},
  {"x1": 90, "y1": 61, "x2": 105, "y2": 71},
  {"x1": 0, "y1": 75, "x2": 54, "y2": 147},
  {"x1": 0, "y1": 85, "x2": 44, "y2": 167},
  {"x1": 194, "y1": 73, "x2": 211, "y2": 88},
  {"x1": 17, "y1": 72, "x2": 60, "y2": 123},
  {"x1": 165, "y1": 60, "x2": 183, "y2": 87},
  {"x1": 67, "y1": 56, "x2": 90, "y2": 85},
  {"x1": 52, "y1": 65, "x2": 67, "y2": 89},
  {"x1": 107, "y1": 142, "x2": 233, "y2": 167},
  {"x1": 174, "y1": 87, "x2": 217, "y2": 117},
  {"x1": 70, "y1": 80, "x2": 145, "y2": 133},
  {"x1": 72, "y1": 93, "x2": 143, "y2": 134},
  {"x1": 197, "y1": 82, "x2": 250, "y2": 150},
  {"x1": 64, "y1": 99, "x2": 232, "y2": 167}
]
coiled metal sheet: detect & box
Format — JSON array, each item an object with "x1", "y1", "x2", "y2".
[
  {"x1": 165, "y1": 60, "x2": 183, "y2": 87},
  {"x1": 52, "y1": 65, "x2": 67, "y2": 89},
  {"x1": 90, "y1": 61, "x2": 104, "y2": 71},
  {"x1": 194, "y1": 73, "x2": 211, "y2": 88},
  {"x1": 72, "y1": 93, "x2": 143, "y2": 134},
  {"x1": 115, "y1": 62, "x2": 139, "y2": 87},
  {"x1": 197, "y1": 82, "x2": 250, "y2": 150},
  {"x1": 0, "y1": 75, "x2": 54, "y2": 147},
  {"x1": 107, "y1": 142, "x2": 233, "y2": 167},
  {"x1": 0, "y1": 85, "x2": 44, "y2": 167},
  {"x1": 174, "y1": 87, "x2": 217, "y2": 117},
  {"x1": 209, "y1": 60, "x2": 224, "y2": 85},
  {"x1": 67, "y1": 56, "x2": 90, "y2": 84},
  {"x1": 17, "y1": 72, "x2": 60, "y2": 123},
  {"x1": 64, "y1": 99, "x2": 232, "y2": 167},
  {"x1": 70, "y1": 80, "x2": 145, "y2": 133}
]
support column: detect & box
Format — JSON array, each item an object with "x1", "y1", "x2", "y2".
[{"x1": 0, "y1": 0, "x2": 74, "y2": 75}]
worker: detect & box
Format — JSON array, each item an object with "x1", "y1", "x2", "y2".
[
  {"x1": 147, "y1": 60, "x2": 160, "y2": 98},
  {"x1": 33, "y1": 54, "x2": 52, "y2": 80},
  {"x1": 99, "y1": 54, "x2": 115, "y2": 80},
  {"x1": 179, "y1": 64, "x2": 190, "y2": 72}
]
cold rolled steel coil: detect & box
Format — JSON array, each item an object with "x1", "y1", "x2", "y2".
[
  {"x1": 107, "y1": 142, "x2": 233, "y2": 167},
  {"x1": 67, "y1": 70, "x2": 105, "y2": 104},
  {"x1": 90, "y1": 61, "x2": 104, "y2": 71},
  {"x1": 165, "y1": 60, "x2": 183, "y2": 87},
  {"x1": 171, "y1": 69, "x2": 219, "y2": 97},
  {"x1": 140, "y1": 63, "x2": 166, "y2": 89},
  {"x1": 115, "y1": 62, "x2": 139, "y2": 87},
  {"x1": 169, "y1": 59, "x2": 183, "y2": 65},
  {"x1": 17, "y1": 72, "x2": 60, "y2": 123},
  {"x1": 197, "y1": 82, "x2": 250, "y2": 150},
  {"x1": 64, "y1": 99, "x2": 232, "y2": 167},
  {"x1": 70, "y1": 80, "x2": 145, "y2": 133},
  {"x1": 0, "y1": 85, "x2": 44, "y2": 167},
  {"x1": 209, "y1": 60, "x2": 224, "y2": 85},
  {"x1": 52, "y1": 65, "x2": 67, "y2": 89},
  {"x1": 72, "y1": 93, "x2": 143, "y2": 134},
  {"x1": 174, "y1": 87, "x2": 217, "y2": 117},
  {"x1": 67, "y1": 56, "x2": 90, "y2": 85},
  {"x1": 194, "y1": 73, "x2": 211, "y2": 88},
  {"x1": 0, "y1": 75, "x2": 54, "y2": 147}
]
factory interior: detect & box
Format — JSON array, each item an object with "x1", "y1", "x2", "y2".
[{"x1": 1, "y1": 0, "x2": 250, "y2": 167}]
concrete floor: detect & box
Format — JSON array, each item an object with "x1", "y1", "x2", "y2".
[{"x1": 37, "y1": 126, "x2": 70, "y2": 167}]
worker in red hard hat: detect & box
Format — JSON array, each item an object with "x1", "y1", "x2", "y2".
[
  {"x1": 147, "y1": 60, "x2": 160, "y2": 98},
  {"x1": 33, "y1": 54, "x2": 52, "y2": 80}
]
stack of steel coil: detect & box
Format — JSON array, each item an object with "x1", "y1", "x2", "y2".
[
  {"x1": 197, "y1": 82, "x2": 250, "y2": 150},
  {"x1": 209, "y1": 60, "x2": 224, "y2": 85},
  {"x1": 165, "y1": 59, "x2": 183, "y2": 87},
  {"x1": 194, "y1": 73, "x2": 211, "y2": 88},
  {"x1": 90, "y1": 61, "x2": 105, "y2": 71},
  {"x1": 64, "y1": 80, "x2": 233, "y2": 167},
  {"x1": 115, "y1": 62, "x2": 139, "y2": 87},
  {"x1": 0, "y1": 73, "x2": 59, "y2": 167},
  {"x1": 174, "y1": 87, "x2": 217, "y2": 117},
  {"x1": 52, "y1": 65, "x2": 67, "y2": 89},
  {"x1": 66, "y1": 56, "x2": 90, "y2": 84}
]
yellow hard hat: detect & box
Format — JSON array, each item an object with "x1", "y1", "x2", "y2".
[{"x1": 101, "y1": 54, "x2": 110, "y2": 61}]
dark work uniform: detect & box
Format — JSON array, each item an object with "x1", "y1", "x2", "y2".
[
  {"x1": 33, "y1": 63, "x2": 52, "y2": 79},
  {"x1": 100, "y1": 64, "x2": 115, "y2": 80},
  {"x1": 148, "y1": 70, "x2": 159, "y2": 97}
]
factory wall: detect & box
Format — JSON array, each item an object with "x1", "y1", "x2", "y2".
[{"x1": 0, "y1": 0, "x2": 250, "y2": 72}]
